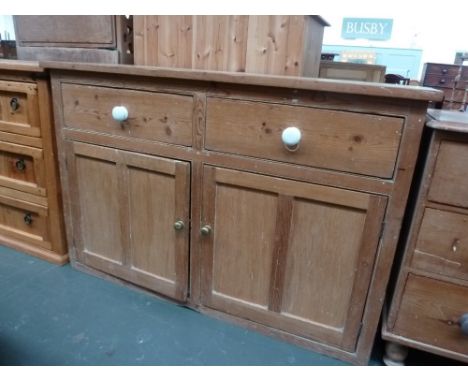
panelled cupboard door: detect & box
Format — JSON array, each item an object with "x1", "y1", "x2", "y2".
[
  {"x1": 67, "y1": 141, "x2": 190, "y2": 301},
  {"x1": 200, "y1": 166, "x2": 387, "y2": 351}
]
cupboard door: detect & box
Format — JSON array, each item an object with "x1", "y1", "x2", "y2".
[
  {"x1": 201, "y1": 166, "x2": 386, "y2": 351},
  {"x1": 123, "y1": 151, "x2": 190, "y2": 301},
  {"x1": 68, "y1": 142, "x2": 190, "y2": 301}
]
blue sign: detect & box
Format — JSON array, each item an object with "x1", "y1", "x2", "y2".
[{"x1": 341, "y1": 18, "x2": 393, "y2": 41}]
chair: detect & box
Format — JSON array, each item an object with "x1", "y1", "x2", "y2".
[{"x1": 385, "y1": 74, "x2": 410, "y2": 85}]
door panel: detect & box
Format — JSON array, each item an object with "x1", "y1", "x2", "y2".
[
  {"x1": 282, "y1": 199, "x2": 367, "y2": 329},
  {"x1": 212, "y1": 184, "x2": 277, "y2": 309},
  {"x1": 129, "y1": 168, "x2": 177, "y2": 280},
  {"x1": 75, "y1": 150, "x2": 123, "y2": 265},
  {"x1": 201, "y1": 166, "x2": 387, "y2": 351}
]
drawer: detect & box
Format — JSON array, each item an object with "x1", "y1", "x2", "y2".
[
  {"x1": 428, "y1": 140, "x2": 468, "y2": 208},
  {"x1": 412, "y1": 208, "x2": 468, "y2": 281},
  {"x1": 15, "y1": 16, "x2": 116, "y2": 47},
  {"x1": 0, "y1": 192, "x2": 50, "y2": 250},
  {"x1": 0, "y1": 141, "x2": 46, "y2": 196},
  {"x1": 0, "y1": 80, "x2": 41, "y2": 137},
  {"x1": 423, "y1": 74, "x2": 467, "y2": 90},
  {"x1": 439, "y1": 88, "x2": 467, "y2": 103},
  {"x1": 393, "y1": 274, "x2": 468, "y2": 357},
  {"x1": 205, "y1": 98, "x2": 403, "y2": 178},
  {"x1": 61, "y1": 83, "x2": 193, "y2": 146},
  {"x1": 424, "y1": 64, "x2": 461, "y2": 77},
  {"x1": 442, "y1": 101, "x2": 467, "y2": 112}
]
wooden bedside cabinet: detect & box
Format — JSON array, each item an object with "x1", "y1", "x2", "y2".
[
  {"x1": 0, "y1": 60, "x2": 67, "y2": 264},
  {"x1": 45, "y1": 61, "x2": 441, "y2": 364},
  {"x1": 383, "y1": 109, "x2": 468, "y2": 365}
]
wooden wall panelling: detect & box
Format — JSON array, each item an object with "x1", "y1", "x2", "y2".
[
  {"x1": 134, "y1": 16, "x2": 192, "y2": 69},
  {"x1": 245, "y1": 16, "x2": 291, "y2": 75},
  {"x1": 193, "y1": 16, "x2": 248, "y2": 72},
  {"x1": 133, "y1": 16, "x2": 328, "y2": 76}
]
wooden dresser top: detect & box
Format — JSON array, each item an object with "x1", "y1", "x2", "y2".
[
  {"x1": 40, "y1": 61, "x2": 443, "y2": 102},
  {"x1": 0, "y1": 59, "x2": 44, "y2": 72},
  {"x1": 426, "y1": 108, "x2": 468, "y2": 133}
]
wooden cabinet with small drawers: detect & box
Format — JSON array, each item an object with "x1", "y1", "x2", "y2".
[
  {"x1": 0, "y1": 60, "x2": 67, "y2": 264},
  {"x1": 421, "y1": 63, "x2": 468, "y2": 111},
  {"x1": 383, "y1": 109, "x2": 468, "y2": 365},
  {"x1": 47, "y1": 61, "x2": 441, "y2": 364}
]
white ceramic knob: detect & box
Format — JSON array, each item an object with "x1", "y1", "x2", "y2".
[
  {"x1": 281, "y1": 126, "x2": 302, "y2": 146},
  {"x1": 112, "y1": 106, "x2": 129, "y2": 122}
]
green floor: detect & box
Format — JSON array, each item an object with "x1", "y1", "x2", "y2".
[{"x1": 0, "y1": 245, "x2": 354, "y2": 366}]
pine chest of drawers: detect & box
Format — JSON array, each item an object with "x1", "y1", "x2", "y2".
[
  {"x1": 383, "y1": 109, "x2": 468, "y2": 364},
  {"x1": 0, "y1": 60, "x2": 67, "y2": 264},
  {"x1": 45, "y1": 61, "x2": 442, "y2": 364}
]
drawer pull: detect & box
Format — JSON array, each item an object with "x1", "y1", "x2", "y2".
[
  {"x1": 112, "y1": 106, "x2": 129, "y2": 122},
  {"x1": 281, "y1": 126, "x2": 302, "y2": 152},
  {"x1": 15, "y1": 159, "x2": 26, "y2": 171},
  {"x1": 439, "y1": 79, "x2": 446, "y2": 84},
  {"x1": 10, "y1": 97, "x2": 20, "y2": 112},
  {"x1": 200, "y1": 225, "x2": 212, "y2": 236},
  {"x1": 173, "y1": 220, "x2": 185, "y2": 231},
  {"x1": 23, "y1": 213, "x2": 33, "y2": 225},
  {"x1": 441, "y1": 68, "x2": 448, "y2": 74},
  {"x1": 460, "y1": 314, "x2": 468, "y2": 335}
]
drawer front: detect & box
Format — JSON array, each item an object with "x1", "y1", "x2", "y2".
[
  {"x1": 424, "y1": 64, "x2": 461, "y2": 77},
  {"x1": 439, "y1": 88, "x2": 466, "y2": 103},
  {"x1": 0, "y1": 141, "x2": 45, "y2": 196},
  {"x1": 0, "y1": 194, "x2": 50, "y2": 249},
  {"x1": 0, "y1": 80, "x2": 41, "y2": 137},
  {"x1": 205, "y1": 98, "x2": 403, "y2": 178},
  {"x1": 413, "y1": 208, "x2": 468, "y2": 281},
  {"x1": 442, "y1": 101, "x2": 467, "y2": 112},
  {"x1": 61, "y1": 83, "x2": 193, "y2": 146},
  {"x1": 15, "y1": 16, "x2": 116, "y2": 47},
  {"x1": 423, "y1": 74, "x2": 467, "y2": 90},
  {"x1": 394, "y1": 274, "x2": 468, "y2": 357},
  {"x1": 428, "y1": 140, "x2": 468, "y2": 208}
]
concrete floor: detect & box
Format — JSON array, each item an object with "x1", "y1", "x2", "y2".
[{"x1": 0, "y1": 245, "x2": 352, "y2": 366}]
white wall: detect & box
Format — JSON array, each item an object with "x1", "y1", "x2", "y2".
[
  {"x1": 0, "y1": 15, "x2": 15, "y2": 40},
  {"x1": 321, "y1": 11, "x2": 468, "y2": 69}
]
